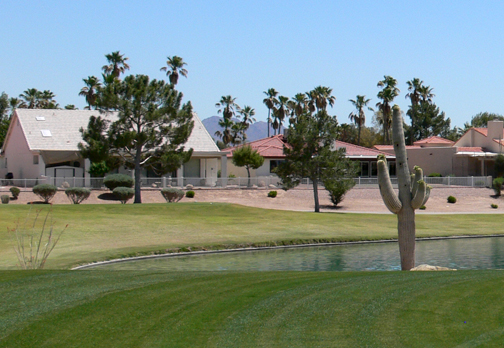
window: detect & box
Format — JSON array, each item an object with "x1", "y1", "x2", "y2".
[
  {"x1": 371, "y1": 161, "x2": 378, "y2": 177},
  {"x1": 270, "y1": 160, "x2": 284, "y2": 173},
  {"x1": 36, "y1": 116, "x2": 45, "y2": 121},
  {"x1": 41, "y1": 130, "x2": 52, "y2": 137},
  {"x1": 33, "y1": 155, "x2": 39, "y2": 165},
  {"x1": 388, "y1": 161, "x2": 396, "y2": 176},
  {"x1": 360, "y1": 162, "x2": 369, "y2": 177}
]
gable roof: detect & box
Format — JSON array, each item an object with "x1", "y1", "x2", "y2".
[
  {"x1": 413, "y1": 136, "x2": 454, "y2": 146},
  {"x1": 374, "y1": 145, "x2": 422, "y2": 151},
  {"x1": 334, "y1": 140, "x2": 394, "y2": 158},
  {"x1": 224, "y1": 134, "x2": 289, "y2": 158},
  {"x1": 3, "y1": 109, "x2": 219, "y2": 153}
]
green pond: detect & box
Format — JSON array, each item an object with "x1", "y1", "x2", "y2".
[{"x1": 88, "y1": 237, "x2": 504, "y2": 271}]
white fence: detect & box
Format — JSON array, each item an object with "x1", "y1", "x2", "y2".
[{"x1": 0, "y1": 175, "x2": 493, "y2": 189}]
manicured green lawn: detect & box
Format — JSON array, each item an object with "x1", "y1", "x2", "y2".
[
  {"x1": 1, "y1": 203, "x2": 503, "y2": 269},
  {"x1": 1, "y1": 270, "x2": 504, "y2": 347}
]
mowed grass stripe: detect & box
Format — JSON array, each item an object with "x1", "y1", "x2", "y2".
[
  {"x1": 1, "y1": 271, "x2": 504, "y2": 347},
  {"x1": 1, "y1": 203, "x2": 504, "y2": 269}
]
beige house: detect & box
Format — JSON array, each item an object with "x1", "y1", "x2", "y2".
[
  {"x1": 374, "y1": 121, "x2": 504, "y2": 177},
  {"x1": 0, "y1": 109, "x2": 226, "y2": 187}
]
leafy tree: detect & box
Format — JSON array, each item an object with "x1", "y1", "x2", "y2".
[
  {"x1": 102, "y1": 51, "x2": 130, "y2": 79},
  {"x1": 263, "y1": 88, "x2": 278, "y2": 137},
  {"x1": 276, "y1": 107, "x2": 358, "y2": 212},
  {"x1": 348, "y1": 95, "x2": 373, "y2": 146},
  {"x1": 376, "y1": 76, "x2": 400, "y2": 144},
  {"x1": 231, "y1": 145, "x2": 264, "y2": 187},
  {"x1": 0, "y1": 92, "x2": 9, "y2": 147},
  {"x1": 463, "y1": 112, "x2": 504, "y2": 131},
  {"x1": 160, "y1": 56, "x2": 188, "y2": 86},
  {"x1": 495, "y1": 154, "x2": 504, "y2": 177},
  {"x1": 79, "y1": 76, "x2": 102, "y2": 109},
  {"x1": 80, "y1": 74, "x2": 194, "y2": 203},
  {"x1": 64, "y1": 104, "x2": 77, "y2": 110}
]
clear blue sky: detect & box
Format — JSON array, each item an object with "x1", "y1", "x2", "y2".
[{"x1": 1, "y1": 0, "x2": 503, "y2": 128}]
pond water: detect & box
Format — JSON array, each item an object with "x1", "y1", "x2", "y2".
[{"x1": 91, "y1": 237, "x2": 504, "y2": 272}]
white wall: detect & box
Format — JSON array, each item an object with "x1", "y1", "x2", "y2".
[{"x1": 3, "y1": 117, "x2": 40, "y2": 179}]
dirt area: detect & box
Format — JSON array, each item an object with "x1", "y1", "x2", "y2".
[{"x1": 1, "y1": 186, "x2": 502, "y2": 214}]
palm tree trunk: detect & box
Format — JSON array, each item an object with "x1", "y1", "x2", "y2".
[
  {"x1": 357, "y1": 125, "x2": 362, "y2": 146},
  {"x1": 267, "y1": 110, "x2": 270, "y2": 137}
]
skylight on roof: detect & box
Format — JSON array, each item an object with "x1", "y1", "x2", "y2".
[
  {"x1": 41, "y1": 130, "x2": 52, "y2": 137},
  {"x1": 36, "y1": 116, "x2": 45, "y2": 121}
]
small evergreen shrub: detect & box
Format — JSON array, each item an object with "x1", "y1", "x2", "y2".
[
  {"x1": 1, "y1": 195, "x2": 9, "y2": 204},
  {"x1": 491, "y1": 204, "x2": 498, "y2": 209},
  {"x1": 493, "y1": 177, "x2": 504, "y2": 196},
  {"x1": 419, "y1": 205, "x2": 426, "y2": 210},
  {"x1": 268, "y1": 190, "x2": 277, "y2": 198},
  {"x1": 65, "y1": 187, "x2": 91, "y2": 204},
  {"x1": 113, "y1": 186, "x2": 135, "y2": 204},
  {"x1": 428, "y1": 173, "x2": 442, "y2": 177},
  {"x1": 186, "y1": 190, "x2": 195, "y2": 198},
  {"x1": 32, "y1": 184, "x2": 58, "y2": 203},
  {"x1": 324, "y1": 179, "x2": 356, "y2": 207},
  {"x1": 103, "y1": 174, "x2": 134, "y2": 191},
  {"x1": 9, "y1": 187, "x2": 20, "y2": 200},
  {"x1": 447, "y1": 195, "x2": 457, "y2": 204},
  {"x1": 161, "y1": 188, "x2": 184, "y2": 203}
]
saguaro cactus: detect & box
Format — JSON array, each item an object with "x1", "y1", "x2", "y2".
[{"x1": 377, "y1": 105, "x2": 431, "y2": 270}]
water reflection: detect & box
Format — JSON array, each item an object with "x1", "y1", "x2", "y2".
[{"x1": 94, "y1": 237, "x2": 504, "y2": 272}]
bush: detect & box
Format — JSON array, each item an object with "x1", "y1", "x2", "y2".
[
  {"x1": 493, "y1": 177, "x2": 504, "y2": 196},
  {"x1": 447, "y1": 195, "x2": 457, "y2": 204},
  {"x1": 103, "y1": 174, "x2": 134, "y2": 191},
  {"x1": 65, "y1": 187, "x2": 91, "y2": 204},
  {"x1": 324, "y1": 179, "x2": 356, "y2": 207},
  {"x1": 1, "y1": 195, "x2": 9, "y2": 204},
  {"x1": 9, "y1": 187, "x2": 20, "y2": 199},
  {"x1": 491, "y1": 204, "x2": 498, "y2": 209},
  {"x1": 186, "y1": 190, "x2": 195, "y2": 198},
  {"x1": 428, "y1": 173, "x2": 442, "y2": 177},
  {"x1": 161, "y1": 188, "x2": 184, "y2": 203},
  {"x1": 113, "y1": 186, "x2": 135, "y2": 204},
  {"x1": 268, "y1": 190, "x2": 277, "y2": 198},
  {"x1": 419, "y1": 205, "x2": 426, "y2": 210},
  {"x1": 32, "y1": 184, "x2": 58, "y2": 203}
]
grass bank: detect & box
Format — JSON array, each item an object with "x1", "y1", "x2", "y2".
[
  {"x1": 1, "y1": 203, "x2": 503, "y2": 269},
  {"x1": 1, "y1": 270, "x2": 504, "y2": 347}
]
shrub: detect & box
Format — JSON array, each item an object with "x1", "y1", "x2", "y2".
[
  {"x1": 186, "y1": 190, "x2": 195, "y2": 198},
  {"x1": 419, "y1": 205, "x2": 426, "y2": 210},
  {"x1": 268, "y1": 190, "x2": 277, "y2": 198},
  {"x1": 113, "y1": 186, "x2": 135, "y2": 204},
  {"x1": 65, "y1": 187, "x2": 91, "y2": 204},
  {"x1": 161, "y1": 188, "x2": 184, "y2": 203},
  {"x1": 428, "y1": 173, "x2": 442, "y2": 177},
  {"x1": 324, "y1": 179, "x2": 356, "y2": 207},
  {"x1": 447, "y1": 195, "x2": 457, "y2": 204},
  {"x1": 103, "y1": 174, "x2": 134, "y2": 191},
  {"x1": 32, "y1": 184, "x2": 58, "y2": 203},
  {"x1": 9, "y1": 187, "x2": 20, "y2": 199},
  {"x1": 493, "y1": 177, "x2": 504, "y2": 196},
  {"x1": 1, "y1": 195, "x2": 9, "y2": 204},
  {"x1": 491, "y1": 204, "x2": 498, "y2": 209}
]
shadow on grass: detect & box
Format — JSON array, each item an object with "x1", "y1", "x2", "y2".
[{"x1": 98, "y1": 193, "x2": 120, "y2": 201}]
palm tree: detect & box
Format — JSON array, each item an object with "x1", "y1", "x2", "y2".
[
  {"x1": 19, "y1": 88, "x2": 41, "y2": 109},
  {"x1": 102, "y1": 51, "x2": 130, "y2": 79},
  {"x1": 79, "y1": 76, "x2": 102, "y2": 110},
  {"x1": 160, "y1": 56, "x2": 188, "y2": 86},
  {"x1": 274, "y1": 96, "x2": 289, "y2": 135},
  {"x1": 419, "y1": 85, "x2": 435, "y2": 103},
  {"x1": 39, "y1": 90, "x2": 58, "y2": 109},
  {"x1": 348, "y1": 95, "x2": 373, "y2": 146},
  {"x1": 238, "y1": 106, "x2": 256, "y2": 142},
  {"x1": 8, "y1": 97, "x2": 23, "y2": 115},
  {"x1": 376, "y1": 76, "x2": 400, "y2": 144},
  {"x1": 215, "y1": 116, "x2": 235, "y2": 146},
  {"x1": 308, "y1": 86, "x2": 336, "y2": 112},
  {"x1": 263, "y1": 88, "x2": 278, "y2": 137},
  {"x1": 405, "y1": 78, "x2": 423, "y2": 144},
  {"x1": 215, "y1": 95, "x2": 240, "y2": 147}
]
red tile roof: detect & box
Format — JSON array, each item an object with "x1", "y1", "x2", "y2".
[
  {"x1": 224, "y1": 134, "x2": 289, "y2": 158},
  {"x1": 413, "y1": 136, "x2": 454, "y2": 145},
  {"x1": 373, "y1": 145, "x2": 421, "y2": 151},
  {"x1": 457, "y1": 147, "x2": 485, "y2": 152},
  {"x1": 333, "y1": 141, "x2": 394, "y2": 158}
]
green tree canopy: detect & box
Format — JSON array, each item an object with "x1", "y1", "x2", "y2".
[
  {"x1": 231, "y1": 145, "x2": 264, "y2": 187},
  {"x1": 79, "y1": 74, "x2": 194, "y2": 203},
  {"x1": 464, "y1": 112, "x2": 504, "y2": 131},
  {"x1": 0, "y1": 92, "x2": 9, "y2": 148},
  {"x1": 276, "y1": 108, "x2": 358, "y2": 212}
]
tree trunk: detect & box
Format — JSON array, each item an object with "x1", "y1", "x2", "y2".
[
  {"x1": 312, "y1": 179, "x2": 319, "y2": 213},
  {"x1": 134, "y1": 144, "x2": 142, "y2": 204},
  {"x1": 267, "y1": 110, "x2": 270, "y2": 137},
  {"x1": 246, "y1": 166, "x2": 251, "y2": 187}
]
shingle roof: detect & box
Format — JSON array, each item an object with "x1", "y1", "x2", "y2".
[
  {"x1": 9, "y1": 109, "x2": 219, "y2": 153},
  {"x1": 413, "y1": 136, "x2": 454, "y2": 145},
  {"x1": 224, "y1": 134, "x2": 289, "y2": 158}
]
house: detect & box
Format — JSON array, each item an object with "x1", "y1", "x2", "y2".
[
  {"x1": 373, "y1": 121, "x2": 504, "y2": 177},
  {"x1": 224, "y1": 135, "x2": 395, "y2": 179},
  {"x1": 0, "y1": 109, "x2": 227, "y2": 187}
]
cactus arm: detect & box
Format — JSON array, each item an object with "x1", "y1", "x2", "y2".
[
  {"x1": 411, "y1": 166, "x2": 423, "y2": 198},
  {"x1": 421, "y1": 185, "x2": 432, "y2": 206},
  {"x1": 411, "y1": 180, "x2": 427, "y2": 210},
  {"x1": 378, "y1": 159, "x2": 402, "y2": 214}
]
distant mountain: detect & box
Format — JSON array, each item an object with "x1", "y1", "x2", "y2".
[{"x1": 202, "y1": 116, "x2": 278, "y2": 143}]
